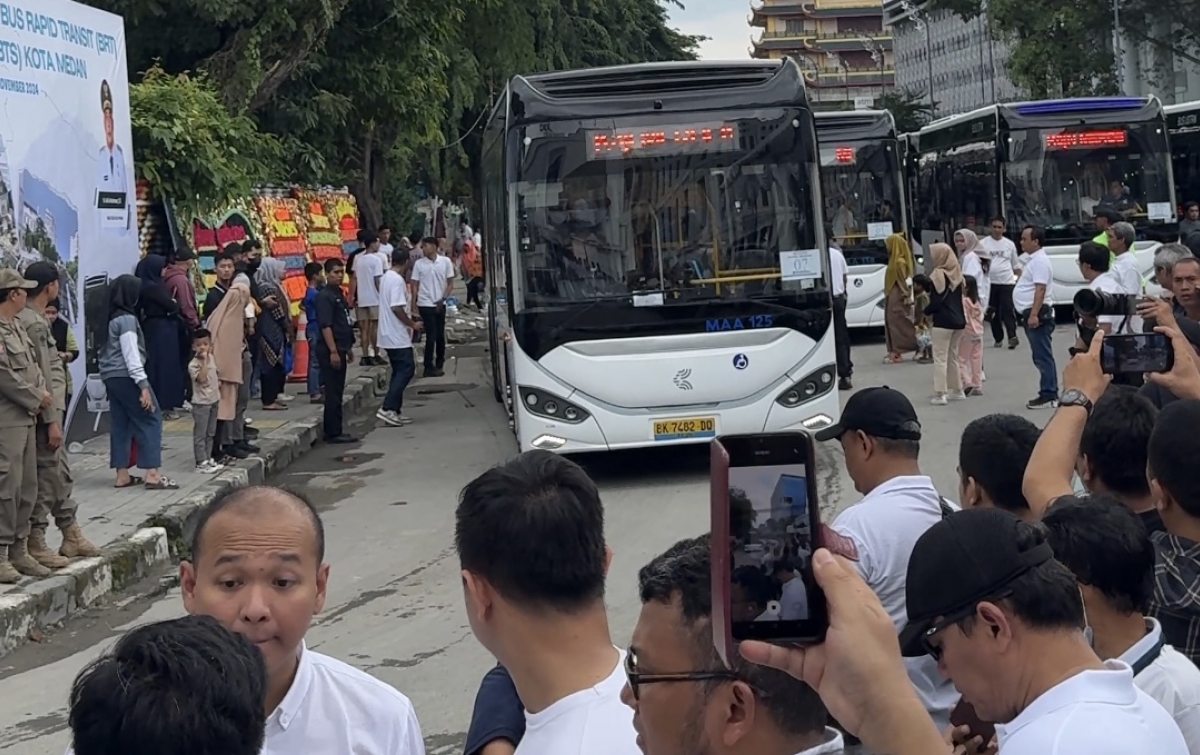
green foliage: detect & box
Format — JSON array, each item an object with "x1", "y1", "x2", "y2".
[
  {"x1": 129, "y1": 66, "x2": 281, "y2": 219},
  {"x1": 927, "y1": 0, "x2": 1116, "y2": 98},
  {"x1": 22, "y1": 218, "x2": 58, "y2": 262},
  {"x1": 85, "y1": 0, "x2": 702, "y2": 226},
  {"x1": 879, "y1": 87, "x2": 936, "y2": 133}
]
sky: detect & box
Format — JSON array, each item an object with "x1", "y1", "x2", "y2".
[{"x1": 667, "y1": 0, "x2": 754, "y2": 61}]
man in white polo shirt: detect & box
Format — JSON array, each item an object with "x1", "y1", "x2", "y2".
[
  {"x1": 179, "y1": 485, "x2": 425, "y2": 754},
  {"x1": 1043, "y1": 496, "x2": 1200, "y2": 752},
  {"x1": 815, "y1": 387, "x2": 960, "y2": 737},
  {"x1": 901, "y1": 507, "x2": 1186, "y2": 755},
  {"x1": 1013, "y1": 225, "x2": 1058, "y2": 410},
  {"x1": 411, "y1": 237, "x2": 455, "y2": 378}
]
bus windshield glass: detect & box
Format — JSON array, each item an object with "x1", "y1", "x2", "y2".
[
  {"x1": 819, "y1": 138, "x2": 904, "y2": 266},
  {"x1": 1002, "y1": 122, "x2": 1174, "y2": 240},
  {"x1": 513, "y1": 109, "x2": 819, "y2": 310}
]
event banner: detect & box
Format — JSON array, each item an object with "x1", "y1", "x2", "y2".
[{"x1": 0, "y1": 0, "x2": 138, "y2": 443}]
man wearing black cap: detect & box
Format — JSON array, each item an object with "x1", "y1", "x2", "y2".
[
  {"x1": 900, "y1": 507, "x2": 1186, "y2": 754},
  {"x1": 814, "y1": 386, "x2": 959, "y2": 734}
]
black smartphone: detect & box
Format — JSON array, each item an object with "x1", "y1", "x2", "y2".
[
  {"x1": 950, "y1": 699, "x2": 996, "y2": 748},
  {"x1": 711, "y1": 432, "x2": 828, "y2": 666},
  {"x1": 1100, "y1": 332, "x2": 1173, "y2": 375}
]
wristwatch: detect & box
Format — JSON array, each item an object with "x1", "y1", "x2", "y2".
[{"x1": 1058, "y1": 389, "x2": 1094, "y2": 415}]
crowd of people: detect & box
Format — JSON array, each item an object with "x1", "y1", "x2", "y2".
[{"x1": 0, "y1": 263, "x2": 99, "y2": 583}]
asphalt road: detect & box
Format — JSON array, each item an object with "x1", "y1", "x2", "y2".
[{"x1": 0, "y1": 327, "x2": 1064, "y2": 754}]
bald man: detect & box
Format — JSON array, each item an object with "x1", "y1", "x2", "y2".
[{"x1": 179, "y1": 486, "x2": 426, "y2": 754}]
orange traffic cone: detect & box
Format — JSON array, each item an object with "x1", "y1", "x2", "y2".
[{"x1": 288, "y1": 313, "x2": 308, "y2": 383}]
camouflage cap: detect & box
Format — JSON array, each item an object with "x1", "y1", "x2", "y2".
[{"x1": 0, "y1": 268, "x2": 37, "y2": 290}]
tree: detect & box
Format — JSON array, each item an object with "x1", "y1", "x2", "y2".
[
  {"x1": 130, "y1": 66, "x2": 281, "y2": 219},
  {"x1": 879, "y1": 87, "x2": 937, "y2": 133},
  {"x1": 929, "y1": 0, "x2": 1117, "y2": 98},
  {"x1": 426, "y1": 0, "x2": 704, "y2": 208}
]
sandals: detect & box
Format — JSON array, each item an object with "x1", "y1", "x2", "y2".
[
  {"x1": 261, "y1": 403, "x2": 288, "y2": 411},
  {"x1": 114, "y1": 475, "x2": 144, "y2": 488},
  {"x1": 144, "y1": 478, "x2": 180, "y2": 490}
]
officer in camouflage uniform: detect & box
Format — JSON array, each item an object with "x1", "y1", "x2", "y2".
[
  {"x1": 0, "y1": 268, "x2": 53, "y2": 582},
  {"x1": 19, "y1": 263, "x2": 100, "y2": 570}
]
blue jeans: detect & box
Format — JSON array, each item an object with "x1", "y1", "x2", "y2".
[
  {"x1": 305, "y1": 325, "x2": 322, "y2": 398},
  {"x1": 383, "y1": 347, "x2": 416, "y2": 413},
  {"x1": 1024, "y1": 320, "x2": 1058, "y2": 399},
  {"x1": 105, "y1": 377, "x2": 163, "y2": 469}
]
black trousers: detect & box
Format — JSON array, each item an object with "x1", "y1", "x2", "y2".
[
  {"x1": 317, "y1": 349, "x2": 348, "y2": 438},
  {"x1": 832, "y1": 294, "x2": 852, "y2": 378},
  {"x1": 989, "y1": 283, "x2": 1018, "y2": 342},
  {"x1": 419, "y1": 305, "x2": 447, "y2": 369},
  {"x1": 466, "y1": 277, "x2": 484, "y2": 308}
]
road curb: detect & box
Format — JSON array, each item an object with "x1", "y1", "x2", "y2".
[{"x1": 0, "y1": 366, "x2": 388, "y2": 658}]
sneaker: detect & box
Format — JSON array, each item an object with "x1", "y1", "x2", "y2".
[
  {"x1": 195, "y1": 462, "x2": 220, "y2": 474},
  {"x1": 948, "y1": 390, "x2": 967, "y2": 401},
  {"x1": 1008, "y1": 337, "x2": 1020, "y2": 350},
  {"x1": 376, "y1": 408, "x2": 401, "y2": 426},
  {"x1": 182, "y1": 401, "x2": 193, "y2": 412},
  {"x1": 203, "y1": 459, "x2": 225, "y2": 472},
  {"x1": 1026, "y1": 396, "x2": 1059, "y2": 410},
  {"x1": 237, "y1": 441, "x2": 261, "y2": 453},
  {"x1": 837, "y1": 377, "x2": 853, "y2": 391},
  {"x1": 994, "y1": 340, "x2": 1003, "y2": 348},
  {"x1": 931, "y1": 395, "x2": 948, "y2": 406},
  {"x1": 277, "y1": 393, "x2": 295, "y2": 403},
  {"x1": 222, "y1": 444, "x2": 250, "y2": 459}
]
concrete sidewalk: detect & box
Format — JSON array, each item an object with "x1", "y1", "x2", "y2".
[{"x1": 0, "y1": 363, "x2": 390, "y2": 657}]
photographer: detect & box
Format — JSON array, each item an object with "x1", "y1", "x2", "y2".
[
  {"x1": 1074, "y1": 241, "x2": 1134, "y2": 347},
  {"x1": 1023, "y1": 333, "x2": 1162, "y2": 533}
]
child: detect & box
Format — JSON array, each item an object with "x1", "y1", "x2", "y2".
[
  {"x1": 958, "y1": 276, "x2": 985, "y2": 395},
  {"x1": 188, "y1": 329, "x2": 222, "y2": 473},
  {"x1": 911, "y1": 274, "x2": 933, "y2": 364},
  {"x1": 302, "y1": 262, "x2": 325, "y2": 403}
]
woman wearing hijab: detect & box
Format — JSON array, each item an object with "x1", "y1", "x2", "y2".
[
  {"x1": 133, "y1": 254, "x2": 186, "y2": 418},
  {"x1": 208, "y1": 273, "x2": 254, "y2": 460},
  {"x1": 954, "y1": 228, "x2": 991, "y2": 312},
  {"x1": 882, "y1": 233, "x2": 919, "y2": 363},
  {"x1": 98, "y1": 275, "x2": 176, "y2": 490},
  {"x1": 254, "y1": 258, "x2": 294, "y2": 410},
  {"x1": 924, "y1": 242, "x2": 967, "y2": 405}
]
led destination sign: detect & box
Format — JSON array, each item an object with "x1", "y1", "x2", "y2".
[
  {"x1": 1043, "y1": 128, "x2": 1128, "y2": 150},
  {"x1": 588, "y1": 123, "x2": 739, "y2": 159}
]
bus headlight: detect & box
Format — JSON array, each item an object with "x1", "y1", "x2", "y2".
[
  {"x1": 775, "y1": 366, "x2": 837, "y2": 408},
  {"x1": 518, "y1": 387, "x2": 590, "y2": 424}
]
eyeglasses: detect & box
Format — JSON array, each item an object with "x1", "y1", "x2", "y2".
[
  {"x1": 624, "y1": 647, "x2": 738, "y2": 701},
  {"x1": 921, "y1": 591, "x2": 1011, "y2": 661}
]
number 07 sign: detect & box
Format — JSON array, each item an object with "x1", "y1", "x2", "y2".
[{"x1": 779, "y1": 249, "x2": 823, "y2": 281}]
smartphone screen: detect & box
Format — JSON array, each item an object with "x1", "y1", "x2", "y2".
[
  {"x1": 1100, "y1": 332, "x2": 1173, "y2": 374},
  {"x1": 711, "y1": 432, "x2": 827, "y2": 661}
]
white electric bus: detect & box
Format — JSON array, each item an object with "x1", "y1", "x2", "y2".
[
  {"x1": 1166, "y1": 100, "x2": 1200, "y2": 221},
  {"x1": 479, "y1": 59, "x2": 839, "y2": 454},
  {"x1": 915, "y1": 97, "x2": 1177, "y2": 314},
  {"x1": 814, "y1": 110, "x2": 907, "y2": 328}
]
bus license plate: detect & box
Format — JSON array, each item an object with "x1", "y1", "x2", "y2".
[{"x1": 653, "y1": 416, "x2": 717, "y2": 441}]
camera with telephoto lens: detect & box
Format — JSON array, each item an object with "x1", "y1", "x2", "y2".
[{"x1": 1073, "y1": 289, "x2": 1137, "y2": 318}]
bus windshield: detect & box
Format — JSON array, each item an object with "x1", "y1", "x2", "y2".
[
  {"x1": 513, "y1": 109, "x2": 820, "y2": 310},
  {"x1": 1002, "y1": 122, "x2": 1174, "y2": 241},
  {"x1": 818, "y1": 138, "x2": 904, "y2": 267}
]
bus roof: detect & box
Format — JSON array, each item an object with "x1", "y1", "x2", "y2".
[
  {"x1": 814, "y1": 109, "x2": 896, "y2": 141},
  {"x1": 921, "y1": 95, "x2": 1162, "y2": 137},
  {"x1": 1165, "y1": 100, "x2": 1200, "y2": 133},
  {"x1": 502, "y1": 58, "x2": 810, "y2": 125}
]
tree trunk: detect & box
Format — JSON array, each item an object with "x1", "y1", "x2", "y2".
[{"x1": 350, "y1": 128, "x2": 384, "y2": 233}]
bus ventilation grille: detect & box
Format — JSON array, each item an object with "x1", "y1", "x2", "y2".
[{"x1": 533, "y1": 65, "x2": 781, "y2": 99}]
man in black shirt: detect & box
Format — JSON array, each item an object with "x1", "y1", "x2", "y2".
[
  {"x1": 202, "y1": 249, "x2": 238, "y2": 322},
  {"x1": 315, "y1": 259, "x2": 356, "y2": 443}
]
